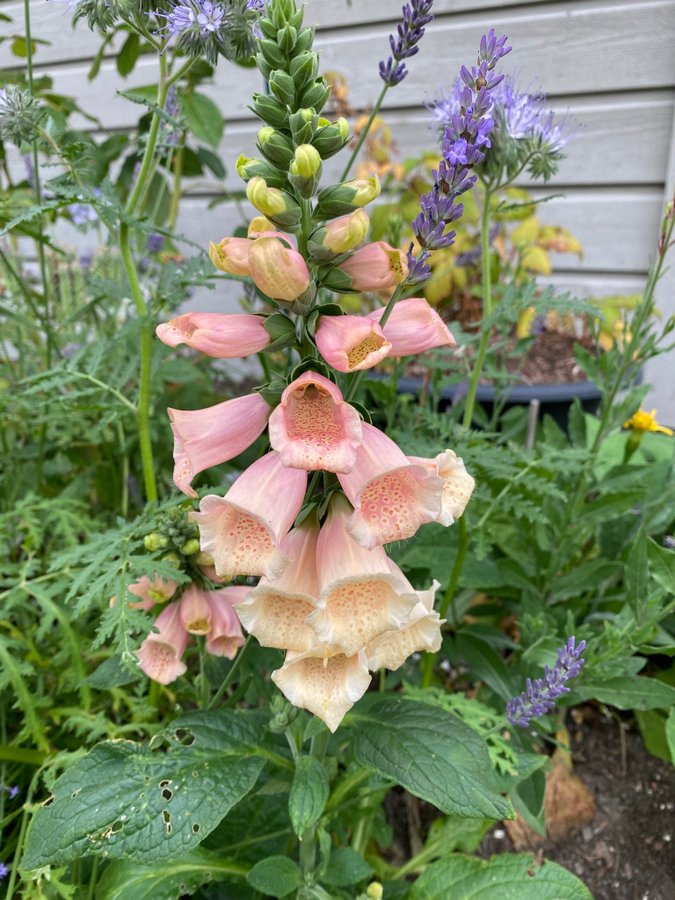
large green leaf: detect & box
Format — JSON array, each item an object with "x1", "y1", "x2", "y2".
[
  {"x1": 22, "y1": 711, "x2": 269, "y2": 869},
  {"x1": 182, "y1": 92, "x2": 225, "y2": 147},
  {"x1": 289, "y1": 755, "x2": 329, "y2": 837},
  {"x1": 409, "y1": 853, "x2": 592, "y2": 899},
  {"x1": 571, "y1": 675, "x2": 675, "y2": 711},
  {"x1": 246, "y1": 856, "x2": 303, "y2": 897},
  {"x1": 348, "y1": 698, "x2": 511, "y2": 819},
  {"x1": 96, "y1": 848, "x2": 248, "y2": 900}
]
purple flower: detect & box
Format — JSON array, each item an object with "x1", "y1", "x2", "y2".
[
  {"x1": 68, "y1": 203, "x2": 97, "y2": 226},
  {"x1": 379, "y1": 0, "x2": 434, "y2": 87},
  {"x1": 146, "y1": 233, "x2": 165, "y2": 254},
  {"x1": 506, "y1": 636, "x2": 586, "y2": 729},
  {"x1": 494, "y1": 76, "x2": 569, "y2": 152},
  {"x1": 161, "y1": 1, "x2": 225, "y2": 39},
  {"x1": 0, "y1": 862, "x2": 8, "y2": 879},
  {"x1": 245, "y1": 0, "x2": 264, "y2": 10}
]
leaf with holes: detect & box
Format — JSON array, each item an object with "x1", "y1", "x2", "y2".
[
  {"x1": 22, "y1": 713, "x2": 267, "y2": 868},
  {"x1": 347, "y1": 698, "x2": 512, "y2": 820}
]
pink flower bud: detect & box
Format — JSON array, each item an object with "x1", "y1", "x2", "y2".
[
  {"x1": 248, "y1": 236, "x2": 311, "y2": 302},
  {"x1": 337, "y1": 423, "x2": 443, "y2": 548},
  {"x1": 268, "y1": 371, "x2": 362, "y2": 473},
  {"x1": 168, "y1": 393, "x2": 272, "y2": 497},
  {"x1": 337, "y1": 241, "x2": 409, "y2": 292},
  {"x1": 367, "y1": 298, "x2": 456, "y2": 357},
  {"x1": 192, "y1": 451, "x2": 307, "y2": 581},
  {"x1": 136, "y1": 601, "x2": 189, "y2": 685},
  {"x1": 208, "y1": 237, "x2": 251, "y2": 276},
  {"x1": 156, "y1": 313, "x2": 271, "y2": 359},
  {"x1": 323, "y1": 209, "x2": 370, "y2": 254},
  {"x1": 315, "y1": 315, "x2": 391, "y2": 373},
  {"x1": 127, "y1": 575, "x2": 178, "y2": 610}
]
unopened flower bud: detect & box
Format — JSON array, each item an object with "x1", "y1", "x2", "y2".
[
  {"x1": 161, "y1": 552, "x2": 181, "y2": 567},
  {"x1": 181, "y1": 538, "x2": 201, "y2": 556},
  {"x1": 289, "y1": 108, "x2": 318, "y2": 145},
  {"x1": 209, "y1": 237, "x2": 251, "y2": 276},
  {"x1": 312, "y1": 117, "x2": 350, "y2": 159},
  {"x1": 144, "y1": 532, "x2": 169, "y2": 552},
  {"x1": 257, "y1": 126, "x2": 295, "y2": 168},
  {"x1": 366, "y1": 883, "x2": 384, "y2": 900},
  {"x1": 314, "y1": 176, "x2": 381, "y2": 218},
  {"x1": 299, "y1": 78, "x2": 330, "y2": 113},
  {"x1": 249, "y1": 237, "x2": 311, "y2": 301},
  {"x1": 246, "y1": 176, "x2": 302, "y2": 228},
  {"x1": 236, "y1": 154, "x2": 288, "y2": 190},
  {"x1": 308, "y1": 209, "x2": 369, "y2": 259},
  {"x1": 196, "y1": 551, "x2": 214, "y2": 567},
  {"x1": 277, "y1": 23, "x2": 297, "y2": 54},
  {"x1": 290, "y1": 51, "x2": 318, "y2": 89},
  {"x1": 252, "y1": 93, "x2": 288, "y2": 128},
  {"x1": 289, "y1": 143, "x2": 323, "y2": 197},
  {"x1": 269, "y1": 70, "x2": 296, "y2": 107},
  {"x1": 247, "y1": 216, "x2": 277, "y2": 237}
]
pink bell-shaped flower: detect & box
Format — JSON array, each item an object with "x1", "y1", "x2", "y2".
[
  {"x1": 179, "y1": 583, "x2": 213, "y2": 635},
  {"x1": 365, "y1": 579, "x2": 443, "y2": 670},
  {"x1": 367, "y1": 298, "x2": 456, "y2": 357},
  {"x1": 268, "y1": 371, "x2": 362, "y2": 473},
  {"x1": 406, "y1": 449, "x2": 475, "y2": 526},
  {"x1": 337, "y1": 423, "x2": 443, "y2": 548},
  {"x1": 168, "y1": 393, "x2": 272, "y2": 497},
  {"x1": 156, "y1": 313, "x2": 271, "y2": 359},
  {"x1": 192, "y1": 451, "x2": 307, "y2": 581},
  {"x1": 119, "y1": 575, "x2": 178, "y2": 611},
  {"x1": 205, "y1": 587, "x2": 246, "y2": 659},
  {"x1": 236, "y1": 520, "x2": 320, "y2": 653},
  {"x1": 314, "y1": 315, "x2": 391, "y2": 373},
  {"x1": 272, "y1": 646, "x2": 372, "y2": 733},
  {"x1": 337, "y1": 241, "x2": 408, "y2": 292},
  {"x1": 248, "y1": 236, "x2": 310, "y2": 302},
  {"x1": 136, "y1": 601, "x2": 189, "y2": 685},
  {"x1": 306, "y1": 495, "x2": 419, "y2": 657}
]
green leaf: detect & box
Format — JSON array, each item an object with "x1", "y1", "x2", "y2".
[
  {"x1": 197, "y1": 147, "x2": 226, "y2": 180},
  {"x1": 246, "y1": 856, "x2": 303, "y2": 897},
  {"x1": 86, "y1": 654, "x2": 141, "y2": 689},
  {"x1": 635, "y1": 709, "x2": 672, "y2": 762},
  {"x1": 22, "y1": 711, "x2": 268, "y2": 869},
  {"x1": 625, "y1": 528, "x2": 649, "y2": 615},
  {"x1": 96, "y1": 848, "x2": 247, "y2": 900},
  {"x1": 182, "y1": 92, "x2": 225, "y2": 147},
  {"x1": 552, "y1": 560, "x2": 622, "y2": 601},
  {"x1": 648, "y1": 538, "x2": 675, "y2": 595},
  {"x1": 348, "y1": 698, "x2": 512, "y2": 819},
  {"x1": 289, "y1": 755, "x2": 329, "y2": 837},
  {"x1": 454, "y1": 633, "x2": 516, "y2": 700},
  {"x1": 117, "y1": 33, "x2": 141, "y2": 78},
  {"x1": 511, "y1": 769, "x2": 546, "y2": 837},
  {"x1": 322, "y1": 847, "x2": 373, "y2": 887},
  {"x1": 572, "y1": 676, "x2": 675, "y2": 711},
  {"x1": 578, "y1": 491, "x2": 643, "y2": 525},
  {"x1": 409, "y1": 853, "x2": 592, "y2": 899}
]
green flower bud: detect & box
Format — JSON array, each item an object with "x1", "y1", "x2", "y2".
[
  {"x1": 289, "y1": 108, "x2": 318, "y2": 144},
  {"x1": 300, "y1": 79, "x2": 330, "y2": 114},
  {"x1": 277, "y1": 24, "x2": 297, "y2": 54},
  {"x1": 290, "y1": 144, "x2": 322, "y2": 178},
  {"x1": 258, "y1": 38, "x2": 286, "y2": 69},
  {"x1": 251, "y1": 93, "x2": 289, "y2": 128},
  {"x1": 269, "y1": 70, "x2": 296, "y2": 107},
  {"x1": 246, "y1": 176, "x2": 302, "y2": 228},
  {"x1": 257, "y1": 126, "x2": 295, "y2": 167},
  {"x1": 312, "y1": 117, "x2": 350, "y2": 159},
  {"x1": 314, "y1": 175, "x2": 381, "y2": 218},
  {"x1": 236, "y1": 154, "x2": 288, "y2": 189},
  {"x1": 307, "y1": 209, "x2": 370, "y2": 260},
  {"x1": 181, "y1": 538, "x2": 201, "y2": 556},
  {"x1": 161, "y1": 552, "x2": 181, "y2": 567},
  {"x1": 294, "y1": 27, "x2": 314, "y2": 54},
  {"x1": 290, "y1": 51, "x2": 318, "y2": 89},
  {"x1": 143, "y1": 532, "x2": 169, "y2": 552}
]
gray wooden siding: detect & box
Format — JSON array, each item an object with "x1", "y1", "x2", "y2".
[{"x1": 2, "y1": 0, "x2": 675, "y2": 417}]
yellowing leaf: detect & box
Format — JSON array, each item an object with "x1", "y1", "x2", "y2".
[
  {"x1": 511, "y1": 215, "x2": 541, "y2": 247},
  {"x1": 521, "y1": 245, "x2": 552, "y2": 275}
]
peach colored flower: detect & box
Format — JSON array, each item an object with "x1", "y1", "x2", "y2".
[
  {"x1": 136, "y1": 601, "x2": 189, "y2": 685},
  {"x1": 337, "y1": 241, "x2": 408, "y2": 292},
  {"x1": 268, "y1": 371, "x2": 362, "y2": 473},
  {"x1": 179, "y1": 583, "x2": 213, "y2": 635},
  {"x1": 168, "y1": 393, "x2": 271, "y2": 497},
  {"x1": 248, "y1": 236, "x2": 311, "y2": 302},
  {"x1": 236, "y1": 521, "x2": 320, "y2": 653},
  {"x1": 367, "y1": 298, "x2": 456, "y2": 357},
  {"x1": 315, "y1": 315, "x2": 391, "y2": 373},
  {"x1": 365, "y1": 579, "x2": 443, "y2": 670},
  {"x1": 111, "y1": 575, "x2": 178, "y2": 611},
  {"x1": 156, "y1": 313, "x2": 271, "y2": 359},
  {"x1": 205, "y1": 587, "x2": 246, "y2": 659},
  {"x1": 272, "y1": 646, "x2": 371, "y2": 733},
  {"x1": 337, "y1": 423, "x2": 443, "y2": 548},
  {"x1": 192, "y1": 451, "x2": 307, "y2": 581},
  {"x1": 209, "y1": 237, "x2": 252, "y2": 276},
  {"x1": 407, "y1": 449, "x2": 475, "y2": 526}
]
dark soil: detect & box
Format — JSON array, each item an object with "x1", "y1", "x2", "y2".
[{"x1": 384, "y1": 711, "x2": 675, "y2": 899}]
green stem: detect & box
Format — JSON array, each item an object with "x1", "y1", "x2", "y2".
[
  {"x1": 167, "y1": 141, "x2": 185, "y2": 230},
  {"x1": 340, "y1": 84, "x2": 389, "y2": 182},
  {"x1": 198, "y1": 638, "x2": 210, "y2": 709},
  {"x1": 462, "y1": 184, "x2": 493, "y2": 428},
  {"x1": 208, "y1": 635, "x2": 253, "y2": 709}
]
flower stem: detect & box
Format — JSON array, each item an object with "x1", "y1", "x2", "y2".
[
  {"x1": 462, "y1": 184, "x2": 493, "y2": 428},
  {"x1": 340, "y1": 83, "x2": 389, "y2": 182}
]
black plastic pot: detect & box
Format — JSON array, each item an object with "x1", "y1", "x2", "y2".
[{"x1": 395, "y1": 376, "x2": 603, "y2": 431}]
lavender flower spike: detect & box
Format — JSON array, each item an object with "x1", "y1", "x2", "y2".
[
  {"x1": 379, "y1": 1, "x2": 434, "y2": 87},
  {"x1": 506, "y1": 636, "x2": 586, "y2": 729}
]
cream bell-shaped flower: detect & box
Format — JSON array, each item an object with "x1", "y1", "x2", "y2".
[
  {"x1": 268, "y1": 371, "x2": 363, "y2": 473},
  {"x1": 337, "y1": 241, "x2": 408, "y2": 292},
  {"x1": 272, "y1": 645, "x2": 372, "y2": 733},
  {"x1": 248, "y1": 236, "x2": 310, "y2": 302},
  {"x1": 407, "y1": 449, "x2": 476, "y2": 525},
  {"x1": 236, "y1": 521, "x2": 320, "y2": 653},
  {"x1": 136, "y1": 601, "x2": 189, "y2": 685},
  {"x1": 337, "y1": 423, "x2": 444, "y2": 549},
  {"x1": 205, "y1": 587, "x2": 246, "y2": 659},
  {"x1": 209, "y1": 236, "x2": 252, "y2": 276},
  {"x1": 168, "y1": 393, "x2": 272, "y2": 498},
  {"x1": 156, "y1": 313, "x2": 271, "y2": 359},
  {"x1": 179, "y1": 583, "x2": 213, "y2": 635},
  {"x1": 192, "y1": 451, "x2": 307, "y2": 581},
  {"x1": 314, "y1": 315, "x2": 392, "y2": 373},
  {"x1": 306, "y1": 496, "x2": 419, "y2": 657},
  {"x1": 365, "y1": 579, "x2": 443, "y2": 671},
  {"x1": 366, "y1": 298, "x2": 456, "y2": 357}
]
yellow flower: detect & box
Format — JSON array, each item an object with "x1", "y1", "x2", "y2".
[{"x1": 623, "y1": 409, "x2": 674, "y2": 435}]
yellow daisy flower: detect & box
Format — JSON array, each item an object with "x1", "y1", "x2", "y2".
[{"x1": 623, "y1": 409, "x2": 674, "y2": 436}]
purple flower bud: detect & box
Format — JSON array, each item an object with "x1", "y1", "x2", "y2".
[
  {"x1": 506, "y1": 636, "x2": 586, "y2": 729},
  {"x1": 379, "y1": 0, "x2": 434, "y2": 87},
  {"x1": 0, "y1": 863, "x2": 9, "y2": 879},
  {"x1": 147, "y1": 233, "x2": 165, "y2": 254}
]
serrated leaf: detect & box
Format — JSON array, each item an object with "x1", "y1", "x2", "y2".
[
  {"x1": 96, "y1": 848, "x2": 247, "y2": 900},
  {"x1": 289, "y1": 755, "x2": 329, "y2": 837},
  {"x1": 348, "y1": 698, "x2": 511, "y2": 819},
  {"x1": 246, "y1": 856, "x2": 303, "y2": 897},
  {"x1": 22, "y1": 711, "x2": 268, "y2": 869},
  {"x1": 409, "y1": 853, "x2": 592, "y2": 899}
]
